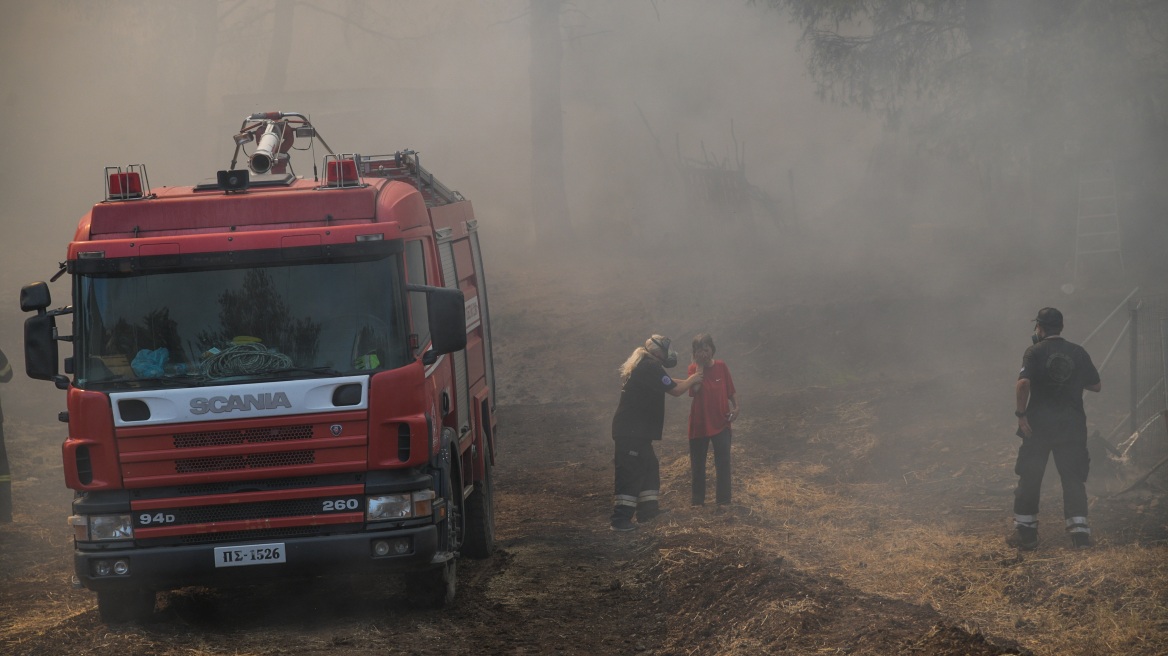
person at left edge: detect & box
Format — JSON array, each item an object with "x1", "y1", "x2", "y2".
[
  {"x1": 610, "y1": 335, "x2": 703, "y2": 532},
  {"x1": 0, "y1": 347, "x2": 14, "y2": 523}
]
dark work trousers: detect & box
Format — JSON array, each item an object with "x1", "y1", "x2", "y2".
[
  {"x1": 1013, "y1": 431, "x2": 1090, "y2": 524},
  {"x1": 0, "y1": 401, "x2": 10, "y2": 523},
  {"x1": 690, "y1": 428, "x2": 732, "y2": 506},
  {"x1": 612, "y1": 437, "x2": 660, "y2": 522}
]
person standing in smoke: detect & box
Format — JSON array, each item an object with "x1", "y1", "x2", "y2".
[
  {"x1": 687, "y1": 334, "x2": 738, "y2": 508},
  {"x1": 0, "y1": 347, "x2": 13, "y2": 523},
  {"x1": 610, "y1": 335, "x2": 703, "y2": 532},
  {"x1": 1011, "y1": 308, "x2": 1101, "y2": 550}
]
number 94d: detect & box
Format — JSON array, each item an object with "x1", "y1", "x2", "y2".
[{"x1": 140, "y1": 512, "x2": 176, "y2": 525}]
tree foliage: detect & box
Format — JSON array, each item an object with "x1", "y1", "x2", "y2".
[
  {"x1": 757, "y1": 0, "x2": 1168, "y2": 160},
  {"x1": 201, "y1": 270, "x2": 321, "y2": 362}
]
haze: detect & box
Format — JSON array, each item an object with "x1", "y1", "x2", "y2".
[{"x1": 0, "y1": 0, "x2": 1161, "y2": 452}]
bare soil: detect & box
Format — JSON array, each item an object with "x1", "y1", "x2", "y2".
[{"x1": 1, "y1": 236, "x2": 1166, "y2": 655}]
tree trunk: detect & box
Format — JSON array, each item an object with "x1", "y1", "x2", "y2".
[
  {"x1": 529, "y1": 0, "x2": 571, "y2": 242},
  {"x1": 170, "y1": 3, "x2": 219, "y2": 168},
  {"x1": 263, "y1": 0, "x2": 296, "y2": 94}
]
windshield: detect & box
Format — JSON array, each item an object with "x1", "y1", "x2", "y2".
[{"x1": 75, "y1": 253, "x2": 408, "y2": 388}]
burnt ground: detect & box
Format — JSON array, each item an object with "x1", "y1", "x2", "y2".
[{"x1": 1, "y1": 235, "x2": 1167, "y2": 655}]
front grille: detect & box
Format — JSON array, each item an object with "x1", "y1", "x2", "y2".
[
  {"x1": 174, "y1": 476, "x2": 320, "y2": 497},
  {"x1": 140, "y1": 496, "x2": 363, "y2": 526},
  {"x1": 174, "y1": 425, "x2": 314, "y2": 449},
  {"x1": 175, "y1": 449, "x2": 315, "y2": 474},
  {"x1": 127, "y1": 473, "x2": 365, "y2": 500}
]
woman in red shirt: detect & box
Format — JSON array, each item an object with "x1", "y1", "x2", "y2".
[{"x1": 687, "y1": 334, "x2": 738, "y2": 507}]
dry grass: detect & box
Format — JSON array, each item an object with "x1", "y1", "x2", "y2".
[{"x1": 654, "y1": 395, "x2": 1168, "y2": 656}]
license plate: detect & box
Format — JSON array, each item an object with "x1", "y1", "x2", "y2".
[{"x1": 213, "y1": 542, "x2": 286, "y2": 568}]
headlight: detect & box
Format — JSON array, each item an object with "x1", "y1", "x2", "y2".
[
  {"x1": 74, "y1": 514, "x2": 133, "y2": 541},
  {"x1": 366, "y1": 490, "x2": 436, "y2": 522},
  {"x1": 367, "y1": 493, "x2": 411, "y2": 521}
]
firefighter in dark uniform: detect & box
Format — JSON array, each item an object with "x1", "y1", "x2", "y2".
[
  {"x1": 610, "y1": 335, "x2": 703, "y2": 532},
  {"x1": 0, "y1": 347, "x2": 13, "y2": 523},
  {"x1": 1012, "y1": 308, "x2": 1101, "y2": 550}
]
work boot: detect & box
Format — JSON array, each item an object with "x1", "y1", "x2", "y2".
[
  {"x1": 1066, "y1": 517, "x2": 1091, "y2": 548},
  {"x1": 610, "y1": 517, "x2": 637, "y2": 532},
  {"x1": 1007, "y1": 526, "x2": 1039, "y2": 551}
]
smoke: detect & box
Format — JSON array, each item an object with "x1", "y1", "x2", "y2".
[
  {"x1": 0, "y1": 1, "x2": 876, "y2": 257},
  {"x1": 0, "y1": 0, "x2": 1145, "y2": 440}
]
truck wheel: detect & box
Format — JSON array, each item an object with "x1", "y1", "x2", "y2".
[
  {"x1": 97, "y1": 588, "x2": 156, "y2": 624},
  {"x1": 462, "y1": 453, "x2": 495, "y2": 559},
  {"x1": 407, "y1": 453, "x2": 461, "y2": 608},
  {"x1": 408, "y1": 558, "x2": 457, "y2": 609}
]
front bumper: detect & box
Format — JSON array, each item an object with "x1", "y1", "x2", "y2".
[{"x1": 75, "y1": 524, "x2": 439, "y2": 592}]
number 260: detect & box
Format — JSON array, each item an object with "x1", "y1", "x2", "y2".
[{"x1": 322, "y1": 499, "x2": 359, "y2": 511}]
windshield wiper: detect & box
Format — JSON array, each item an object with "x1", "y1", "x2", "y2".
[
  {"x1": 261, "y1": 366, "x2": 345, "y2": 378},
  {"x1": 94, "y1": 367, "x2": 344, "y2": 387},
  {"x1": 96, "y1": 373, "x2": 204, "y2": 388}
]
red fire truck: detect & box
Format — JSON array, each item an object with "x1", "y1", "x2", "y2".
[{"x1": 20, "y1": 111, "x2": 497, "y2": 622}]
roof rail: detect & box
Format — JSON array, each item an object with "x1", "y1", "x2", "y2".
[{"x1": 358, "y1": 150, "x2": 464, "y2": 206}]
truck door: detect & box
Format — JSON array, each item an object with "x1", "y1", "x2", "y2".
[
  {"x1": 404, "y1": 239, "x2": 431, "y2": 357},
  {"x1": 467, "y1": 223, "x2": 495, "y2": 411},
  {"x1": 437, "y1": 237, "x2": 470, "y2": 437}
]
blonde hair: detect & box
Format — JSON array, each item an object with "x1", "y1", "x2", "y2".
[{"x1": 619, "y1": 334, "x2": 667, "y2": 382}]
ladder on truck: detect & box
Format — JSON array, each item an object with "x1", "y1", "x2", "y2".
[
  {"x1": 1074, "y1": 159, "x2": 1124, "y2": 280},
  {"x1": 357, "y1": 150, "x2": 465, "y2": 208}
]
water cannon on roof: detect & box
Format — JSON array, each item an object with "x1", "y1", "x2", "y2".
[
  {"x1": 249, "y1": 122, "x2": 283, "y2": 174},
  {"x1": 228, "y1": 111, "x2": 335, "y2": 177}
]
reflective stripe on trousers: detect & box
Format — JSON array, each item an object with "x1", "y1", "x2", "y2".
[{"x1": 1013, "y1": 514, "x2": 1039, "y2": 529}]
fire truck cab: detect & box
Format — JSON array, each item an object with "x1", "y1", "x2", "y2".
[{"x1": 20, "y1": 112, "x2": 497, "y2": 622}]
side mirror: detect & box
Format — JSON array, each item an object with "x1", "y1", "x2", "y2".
[
  {"x1": 20, "y1": 281, "x2": 51, "y2": 312},
  {"x1": 24, "y1": 313, "x2": 59, "y2": 381},
  {"x1": 21, "y1": 280, "x2": 70, "y2": 387},
  {"x1": 409, "y1": 284, "x2": 467, "y2": 357}
]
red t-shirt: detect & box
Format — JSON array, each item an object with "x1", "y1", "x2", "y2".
[{"x1": 687, "y1": 360, "x2": 735, "y2": 439}]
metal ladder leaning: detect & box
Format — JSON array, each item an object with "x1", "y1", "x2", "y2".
[{"x1": 1074, "y1": 159, "x2": 1124, "y2": 280}]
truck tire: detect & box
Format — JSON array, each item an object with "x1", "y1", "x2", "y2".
[
  {"x1": 408, "y1": 451, "x2": 461, "y2": 608},
  {"x1": 407, "y1": 558, "x2": 456, "y2": 609},
  {"x1": 462, "y1": 452, "x2": 495, "y2": 559},
  {"x1": 97, "y1": 588, "x2": 156, "y2": 624}
]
